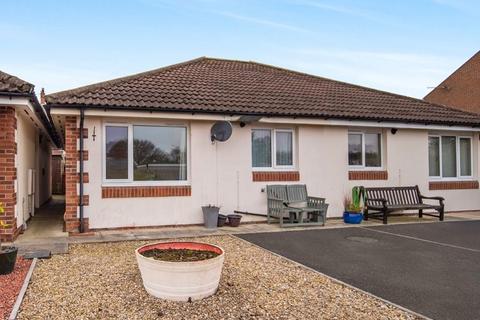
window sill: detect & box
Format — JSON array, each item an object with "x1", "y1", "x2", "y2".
[
  {"x1": 252, "y1": 171, "x2": 300, "y2": 182},
  {"x1": 102, "y1": 181, "x2": 190, "y2": 187},
  {"x1": 429, "y1": 180, "x2": 479, "y2": 190},
  {"x1": 102, "y1": 185, "x2": 191, "y2": 198},
  {"x1": 251, "y1": 167, "x2": 296, "y2": 172},
  {"x1": 348, "y1": 170, "x2": 388, "y2": 180}
]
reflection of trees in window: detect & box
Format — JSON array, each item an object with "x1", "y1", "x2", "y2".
[
  {"x1": 106, "y1": 139, "x2": 128, "y2": 179},
  {"x1": 134, "y1": 140, "x2": 185, "y2": 166},
  {"x1": 348, "y1": 134, "x2": 362, "y2": 166},
  {"x1": 365, "y1": 151, "x2": 381, "y2": 167},
  {"x1": 107, "y1": 139, "x2": 128, "y2": 158},
  {"x1": 133, "y1": 138, "x2": 187, "y2": 181},
  {"x1": 252, "y1": 132, "x2": 271, "y2": 167}
]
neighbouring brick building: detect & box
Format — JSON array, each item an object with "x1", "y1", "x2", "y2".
[
  {"x1": 0, "y1": 71, "x2": 59, "y2": 241},
  {"x1": 425, "y1": 51, "x2": 480, "y2": 114},
  {"x1": 45, "y1": 57, "x2": 480, "y2": 233}
]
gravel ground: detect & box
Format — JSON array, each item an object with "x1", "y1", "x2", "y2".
[
  {"x1": 1, "y1": 257, "x2": 31, "y2": 320},
  {"x1": 19, "y1": 236, "x2": 419, "y2": 320}
]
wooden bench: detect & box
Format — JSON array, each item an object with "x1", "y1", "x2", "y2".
[
  {"x1": 267, "y1": 184, "x2": 328, "y2": 227},
  {"x1": 364, "y1": 185, "x2": 444, "y2": 224}
]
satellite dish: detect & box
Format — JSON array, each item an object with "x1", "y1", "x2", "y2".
[{"x1": 211, "y1": 121, "x2": 233, "y2": 142}]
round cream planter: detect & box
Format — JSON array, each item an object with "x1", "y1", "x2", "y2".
[{"x1": 135, "y1": 242, "x2": 225, "y2": 301}]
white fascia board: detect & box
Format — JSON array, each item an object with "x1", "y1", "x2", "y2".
[
  {"x1": 50, "y1": 107, "x2": 241, "y2": 121},
  {"x1": 0, "y1": 96, "x2": 30, "y2": 107},
  {"x1": 259, "y1": 117, "x2": 480, "y2": 132},
  {"x1": 0, "y1": 96, "x2": 55, "y2": 144},
  {"x1": 49, "y1": 107, "x2": 480, "y2": 132}
]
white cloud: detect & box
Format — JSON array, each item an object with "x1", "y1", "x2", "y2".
[
  {"x1": 291, "y1": 0, "x2": 400, "y2": 26},
  {"x1": 278, "y1": 48, "x2": 455, "y2": 98},
  {"x1": 215, "y1": 11, "x2": 311, "y2": 33}
]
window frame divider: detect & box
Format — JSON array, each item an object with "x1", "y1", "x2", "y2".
[
  {"x1": 348, "y1": 130, "x2": 383, "y2": 170},
  {"x1": 251, "y1": 128, "x2": 296, "y2": 170},
  {"x1": 428, "y1": 134, "x2": 473, "y2": 180}
]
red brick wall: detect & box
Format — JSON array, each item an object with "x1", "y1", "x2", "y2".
[
  {"x1": 102, "y1": 186, "x2": 191, "y2": 198},
  {"x1": 0, "y1": 107, "x2": 18, "y2": 241},
  {"x1": 64, "y1": 116, "x2": 89, "y2": 233},
  {"x1": 424, "y1": 52, "x2": 480, "y2": 114},
  {"x1": 429, "y1": 180, "x2": 479, "y2": 190},
  {"x1": 252, "y1": 171, "x2": 300, "y2": 182},
  {"x1": 348, "y1": 170, "x2": 388, "y2": 180}
]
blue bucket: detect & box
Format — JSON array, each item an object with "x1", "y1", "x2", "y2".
[{"x1": 343, "y1": 212, "x2": 363, "y2": 224}]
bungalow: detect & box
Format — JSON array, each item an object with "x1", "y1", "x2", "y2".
[
  {"x1": 45, "y1": 57, "x2": 480, "y2": 234},
  {"x1": 0, "y1": 71, "x2": 60, "y2": 241}
]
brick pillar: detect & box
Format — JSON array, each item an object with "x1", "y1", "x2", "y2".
[
  {"x1": 0, "y1": 107, "x2": 18, "y2": 241},
  {"x1": 64, "y1": 116, "x2": 89, "y2": 233},
  {"x1": 64, "y1": 116, "x2": 79, "y2": 232}
]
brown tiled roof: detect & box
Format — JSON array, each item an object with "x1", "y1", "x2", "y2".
[
  {"x1": 0, "y1": 70, "x2": 34, "y2": 95},
  {"x1": 46, "y1": 57, "x2": 480, "y2": 127},
  {"x1": 0, "y1": 70, "x2": 61, "y2": 147},
  {"x1": 424, "y1": 51, "x2": 480, "y2": 114}
]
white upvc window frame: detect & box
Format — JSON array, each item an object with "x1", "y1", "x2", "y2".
[
  {"x1": 428, "y1": 135, "x2": 473, "y2": 180},
  {"x1": 102, "y1": 122, "x2": 190, "y2": 186},
  {"x1": 348, "y1": 131, "x2": 383, "y2": 170},
  {"x1": 103, "y1": 123, "x2": 132, "y2": 184},
  {"x1": 251, "y1": 128, "x2": 296, "y2": 171}
]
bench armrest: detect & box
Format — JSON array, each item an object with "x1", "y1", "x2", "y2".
[
  {"x1": 307, "y1": 196, "x2": 326, "y2": 204},
  {"x1": 268, "y1": 197, "x2": 289, "y2": 207},
  {"x1": 420, "y1": 195, "x2": 444, "y2": 200},
  {"x1": 420, "y1": 195, "x2": 444, "y2": 204}
]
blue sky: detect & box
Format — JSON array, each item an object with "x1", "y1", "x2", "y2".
[{"x1": 1, "y1": 0, "x2": 478, "y2": 98}]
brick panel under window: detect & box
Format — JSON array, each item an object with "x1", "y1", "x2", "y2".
[
  {"x1": 348, "y1": 170, "x2": 388, "y2": 180},
  {"x1": 102, "y1": 186, "x2": 192, "y2": 198},
  {"x1": 252, "y1": 171, "x2": 300, "y2": 182},
  {"x1": 429, "y1": 180, "x2": 479, "y2": 190}
]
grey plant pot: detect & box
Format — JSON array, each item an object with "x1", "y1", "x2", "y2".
[{"x1": 202, "y1": 206, "x2": 220, "y2": 229}]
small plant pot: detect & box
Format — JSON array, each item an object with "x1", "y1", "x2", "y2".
[
  {"x1": 0, "y1": 246, "x2": 18, "y2": 275},
  {"x1": 217, "y1": 214, "x2": 227, "y2": 227},
  {"x1": 343, "y1": 212, "x2": 363, "y2": 224},
  {"x1": 227, "y1": 214, "x2": 242, "y2": 227},
  {"x1": 202, "y1": 206, "x2": 220, "y2": 229}
]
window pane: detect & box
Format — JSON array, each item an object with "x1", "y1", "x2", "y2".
[
  {"x1": 133, "y1": 126, "x2": 187, "y2": 181},
  {"x1": 365, "y1": 133, "x2": 381, "y2": 167},
  {"x1": 105, "y1": 126, "x2": 128, "y2": 179},
  {"x1": 460, "y1": 138, "x2": 472, "y2": 176},
  {"x1": 276, "y1": 131, "x2": 293, "y2": 166},
  {"x1": 441, "y1": 136, "x2": 457, "y2": 177},
  {"x1": 428, "y1": 137, "x2": 440, "y2": 176},
  {"x1": 252, "y1": 129, "x2": 272, "y2": 167},
  {"x1": 348, "y1": 134, "x2": 362, "y2": 166}
]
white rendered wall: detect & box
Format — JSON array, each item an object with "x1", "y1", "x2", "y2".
[
  {"x1": 15, "y1": 111, "x2": 37, "y2": 227},
  {"x1": 81, "y1": 116, "x2": 480, "y2": 229}
]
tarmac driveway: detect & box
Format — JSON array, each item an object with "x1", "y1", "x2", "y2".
[{"x1": 238, "y1": 221, "x2": 480, "y2": 320}]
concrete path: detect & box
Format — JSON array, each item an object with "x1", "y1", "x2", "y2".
[
  {"x1": 68, "y1": 211, "x2": 478, "y2": 244},
  {"x1": 14, "y1": 195, "x2": 68, "y2": 255},
  {"x1": 238, "y1": 220, "x2": 480, "y2": 320},
  {"x1": 10, "y1": 200, "x2": 480, "y2": 252}
]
